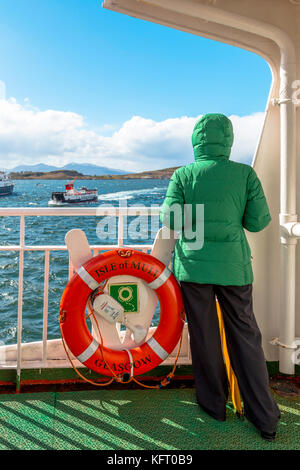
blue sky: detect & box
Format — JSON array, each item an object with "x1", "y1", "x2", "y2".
[{"x1": 0, "y1": 0, "x2": 272, "y2": 171}]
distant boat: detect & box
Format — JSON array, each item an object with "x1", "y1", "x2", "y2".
[
  {"x1": 48, "y1": 179, "x2": 98, "y2": 205},
  {"x1": 0, "y1": 172, "x2": 14, "y2": 196}
]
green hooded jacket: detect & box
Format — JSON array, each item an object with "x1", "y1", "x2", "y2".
[{"x1": 160, "y1": 113, "x2": 271, "y2": 286}]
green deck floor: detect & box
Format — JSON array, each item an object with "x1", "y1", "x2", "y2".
[{"x1": 0, "y1": 388, "x2": 298, "y2": 450}]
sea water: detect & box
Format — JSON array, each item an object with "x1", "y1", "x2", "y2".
[{"x1": 0, "y1": 179, "x2": 169, "y2": 345}]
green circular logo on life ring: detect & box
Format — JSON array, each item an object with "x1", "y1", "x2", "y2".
[
  {"x1": 109, "y1": 283, "x2": 139, "y2": 313},
  {"x1": 118, "y1": 285, "x2": 133, "y2": 303}
]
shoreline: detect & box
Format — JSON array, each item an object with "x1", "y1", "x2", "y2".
[
  {"x1": 8, "y1": 167, "x2": 178, "y2": 181},
  {"x1": 10, "y1": 176, "x2": 171, "y2": 180}
]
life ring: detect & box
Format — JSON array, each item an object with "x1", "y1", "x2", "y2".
[{"x1": 59, "y1": 249, "x2": 185, "y2": 377}]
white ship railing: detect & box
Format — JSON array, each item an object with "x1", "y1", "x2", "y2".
[{"x1": 0, "y1": 207, "x2": 190, "y2": 388}]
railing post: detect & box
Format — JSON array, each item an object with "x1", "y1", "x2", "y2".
[
  {"x1": 16, "y1": 215, "x2": 25, "y2": 392},
  {"x1": 42, "y1": 250, "x2": 50, "y2": 364},
  {"x1": 118, "y1": 213, "x2": 124, "y2": 247}
]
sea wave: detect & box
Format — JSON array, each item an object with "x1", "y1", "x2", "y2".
[{"x1": 98, "y1": 187, "x2": 166, "y2": 201}]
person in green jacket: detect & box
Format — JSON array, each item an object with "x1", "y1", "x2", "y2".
[{"x1": 160, "y1": 113, "x2": 280, "y2": 441}]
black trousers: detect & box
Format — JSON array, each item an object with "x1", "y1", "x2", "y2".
[{"x1": 181, "y1": 282, "x2": 280, "y2": 433}]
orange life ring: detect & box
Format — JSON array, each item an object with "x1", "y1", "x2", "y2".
[{"x1": 59, "y1": 249, "x2": 185, "y2": 377}]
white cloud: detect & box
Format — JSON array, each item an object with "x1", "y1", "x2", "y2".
[
  {"x1": 230, "y1": 112, "x2": 265, "y2": 165},
  {"x1": 0, "y1": 97, "x2": 264, "y2": 172}
]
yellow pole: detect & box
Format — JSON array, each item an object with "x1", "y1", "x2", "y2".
[{"x1": 216, "y1": 301, "x2": 243, "y2": 416}]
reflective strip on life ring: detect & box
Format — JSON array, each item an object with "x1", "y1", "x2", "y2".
[
  {"x1": 59, "y1": 249, "x2": 185, "y2": 377},
  {"x1": 147, "y1": 266, "x2": 171, "y2": 290},
  {"x1": 76, "y1": 338, "x2": 99, "y2": 363},
  {"x1": 77, "y1": 266, "x2": 100, "y2": 290},
  {"x1": 147, "y1": 337, "x2": 169, "y2": 361}
]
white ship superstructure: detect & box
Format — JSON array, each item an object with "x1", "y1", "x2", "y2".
[{"x1": 49, "y1": 180, "x2": 98, "y2": 205}]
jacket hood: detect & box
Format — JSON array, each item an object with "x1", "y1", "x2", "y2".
[{"x1": 192, "y1": 114, "x2": 234, "y2": 161}]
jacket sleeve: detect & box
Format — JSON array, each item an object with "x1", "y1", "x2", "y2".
[
  {"x1": 242, "y1": 167, "x2": 271, "y2": 232},
  {"x1": 160, "y1": 171, "x2": 185, "y2": 231}
]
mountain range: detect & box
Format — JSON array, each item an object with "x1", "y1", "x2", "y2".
[{"x1": 7, "y1": 162, "x2": 129, "y2": 176}]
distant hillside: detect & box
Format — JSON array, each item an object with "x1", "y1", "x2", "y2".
[
  {"x1": 96, "y1": 167, "x2": 179, "y2": 180},
  {"x1": 9, "y1": 170, "x2": 85, "y2": 180},
  {"x1": 10, "y1": 163, "x2": 58, "y2": 173},
  {"x1": 10, "y1": 167, "x2": 178, "y2": 180},
  {"x1": 8, "y1": 162, "x2": 129, "y2": 176},
  {"x1": 62, "y1": 162, "x2": 129, "y2": 176}
]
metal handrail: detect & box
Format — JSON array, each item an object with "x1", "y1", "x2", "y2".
[{"x1": 0, "y1": 207, "x2": 161, "y2": 216}]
